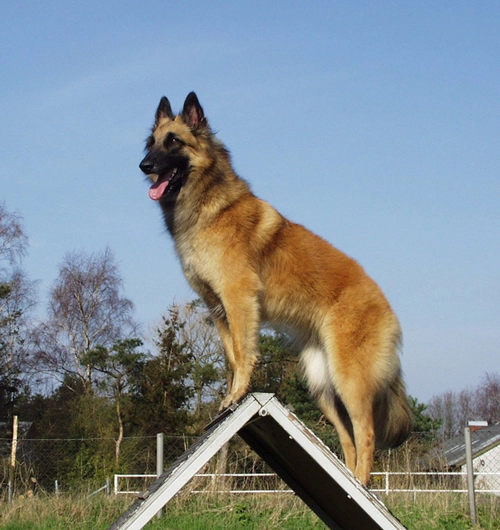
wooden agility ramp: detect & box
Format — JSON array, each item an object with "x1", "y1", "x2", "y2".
[{"x1": 109, "y1": 393, "x2": 407, "y2": 530}]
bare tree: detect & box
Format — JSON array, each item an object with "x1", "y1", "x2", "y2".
[
  {"x1": 475, "y1": 373, "x2": 500, "y2": 425},
  {"x1": 428, "y1": 372, "x2": 500, "y2": 439},
  {"x1": 428, "y1": 391, "x2": 459, "y2": 439},
  {"x1": 34, "y1": 247, "x2": 137, "y2": 392},
  {"x1": 0, "y1": 203, "x2": 28, "y2": 269},
  {"x1": 0, "y1": 204, "x2": 36, "y2": 411},
  {"x1": 176, "y1": 300, "x2": 226, "y2": 418},
  {"x1": 456, "y1": 388, "x2": 475, "y2": 430},
  {"x1": 1, "y1": 269, "x2": 38, "y2": 376}
]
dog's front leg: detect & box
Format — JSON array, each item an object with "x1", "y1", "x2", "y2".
[{"x1": 213, "y1": 280, "x2": 261, "y2": 410}]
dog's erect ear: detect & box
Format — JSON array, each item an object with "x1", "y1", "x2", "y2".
[
  {"x1": 181, "y1": 92, "x2": 207, "y2": 130},
  {"x1": 155, "y1": 96, "x2": 174, "y2": 125}
]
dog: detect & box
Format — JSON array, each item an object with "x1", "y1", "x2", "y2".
[{"x1": 139, "y1": 92, "x2": 413, "y2": 485}]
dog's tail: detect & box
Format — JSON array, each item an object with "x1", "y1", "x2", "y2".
[{"x1": 374, "y1": 370, "x2": 414, "y2": 450}]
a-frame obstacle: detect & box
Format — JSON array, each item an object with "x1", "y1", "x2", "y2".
[{"x1": 109, "y1": 393, "x2": 407, "y2": 530}]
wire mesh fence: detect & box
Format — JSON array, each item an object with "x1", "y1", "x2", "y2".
[
  {"x1": 2, "y1": 427, "x2": 500, "y2": 500},
  {"x1": 0, "y1": 433, "x2": 193, "y2": 498}
]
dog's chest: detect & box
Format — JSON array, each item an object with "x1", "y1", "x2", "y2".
[
  {"x1": 178, "y1": 248, "x2": 202, "y2": 289},
  {"x1": 174, "y1": 231, "x2": 219, "y2": 292}
]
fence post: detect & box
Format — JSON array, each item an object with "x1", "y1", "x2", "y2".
[
  {"x1": 55, "y1": 480, "x2": 59, "y2": 498},
  {"x1": 464, "y1": 426, "x2": 477, "y2": 525},
  {"x1": 9, "y1": 415, "x2": 18, "y2": 497},
  {"x1": 106, "y1": 477, "x2": 111, "y2": 495},
  {"x1": 156, "y1": 433, "x2": 164, "y2": 519}
]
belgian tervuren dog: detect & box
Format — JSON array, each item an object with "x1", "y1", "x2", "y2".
[{"x1": 139, "y1": 93, "x2": 412, "y2": 484}]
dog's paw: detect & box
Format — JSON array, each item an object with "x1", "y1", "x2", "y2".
[
  {"x1": 219, "y1": 396, "x2": 236, "y2": 411},
  {"x1": 219, "y1": 392, "x2": 247, "y2": 411}
]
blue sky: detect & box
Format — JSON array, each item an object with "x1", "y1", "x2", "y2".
[{"x1": 1, "y1": 1, "x2": 499, "y2": 403}]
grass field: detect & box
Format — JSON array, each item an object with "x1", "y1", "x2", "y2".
[{"x1": 1, "y1": 492, "x2": 499, "y2": 529}]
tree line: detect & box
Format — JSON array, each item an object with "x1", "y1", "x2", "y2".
[
  {"x1": 1, "y1": 201, "x2": 499, "y2": 468},
  {"x1": 427, "y1": 373, "x2": 500, "y2": 439}
]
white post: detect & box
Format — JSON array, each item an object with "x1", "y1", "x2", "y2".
[
  {"x1": 156, "y1": 433, "x2": 164, "y2": 519},
  {"x1": 464, "y1": 427, "x2": 477, "y2": 525}
]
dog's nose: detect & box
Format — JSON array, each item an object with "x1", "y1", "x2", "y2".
[{"x1": 139, "y1": 158, "x2": 155, "y2": 174}]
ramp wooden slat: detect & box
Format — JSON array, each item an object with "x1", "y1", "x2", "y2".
[{"x1": 109, "y1": 393, "x2": 407, "y2": 530}]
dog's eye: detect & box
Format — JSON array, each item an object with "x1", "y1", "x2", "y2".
[{"x1": 165, "y1": 133, "x2": 183, "y2": 148}]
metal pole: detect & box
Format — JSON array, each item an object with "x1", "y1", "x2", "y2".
[
  {"x1": 464, "y1": 427, "x2": 477, "y2": 525},
  {"x1": 106, "y1": 477, "x2": 111, "y2": 495},
  {"x1": 156, "y1": 433, "x2": 164, "y2": 519}
]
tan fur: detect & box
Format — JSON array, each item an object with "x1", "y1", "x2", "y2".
[{"x1": 140, "y1": 93, "x2": 413, "y2": 485}]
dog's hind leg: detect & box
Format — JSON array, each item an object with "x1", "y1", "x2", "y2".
[
  {"x1": 328, "y1": 365, "x2": 377, "y2": 485},
  {"x1": 322, "y1": 377, "x2": 376, "y2": 485},
  {"x1": 301, "y1": 347, "x2": 358, "y2": 474},
  {"x1": 301, "y1": 344, "x2": 378, "y2": 485},
  {"x1": 343, "y1": 396, "x2": 376, "y2": 485},
  {"x1": 316, "y1": 393, "x2": 358, "y2": 474}
]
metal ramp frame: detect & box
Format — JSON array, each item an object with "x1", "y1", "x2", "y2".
[{"x1": 109, "y1": 393, "x2": 407, "y2": 530}]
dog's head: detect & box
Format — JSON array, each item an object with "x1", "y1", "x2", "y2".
[{"x1": 139, "y1": 92, "x2": 209, "y2": 204}]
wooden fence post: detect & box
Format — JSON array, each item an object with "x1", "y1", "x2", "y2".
[{"x1": 9, "y1": 415, "x2": 18, "y2": 500}]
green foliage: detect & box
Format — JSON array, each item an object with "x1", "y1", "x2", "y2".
[
  {"x1": 280, "y1": 371, "x2": 319, "y2": 423},
  {"x1": 409, "y1": 396, "x2": 442, "y2": 436},
  {"x1": 0, "y1": 280, "x2": 25, "y2": 417},
  {"x1": 132, "y1": 309, "x2": 194, "y2": 434},
  {"x1": 252, "y1": 332, "x2": 298, "y2": 395},
  {"x1": 0, "y1": 373, "x2": 21, "y2": 416},
  {"x1": 83, "y1": 338, "x2": 146, "y2": 398},
  {"x1": 0, "y1": 283, "x2": 11, "y2": 299}
]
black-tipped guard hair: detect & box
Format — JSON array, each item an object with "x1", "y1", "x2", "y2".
[{"x1": 155, "y1": 96, "x2": 174, "y2": 125}]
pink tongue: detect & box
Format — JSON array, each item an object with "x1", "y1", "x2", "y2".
[{"x1": 149, "y1": 171, "x2": 173, "y2": 201}]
